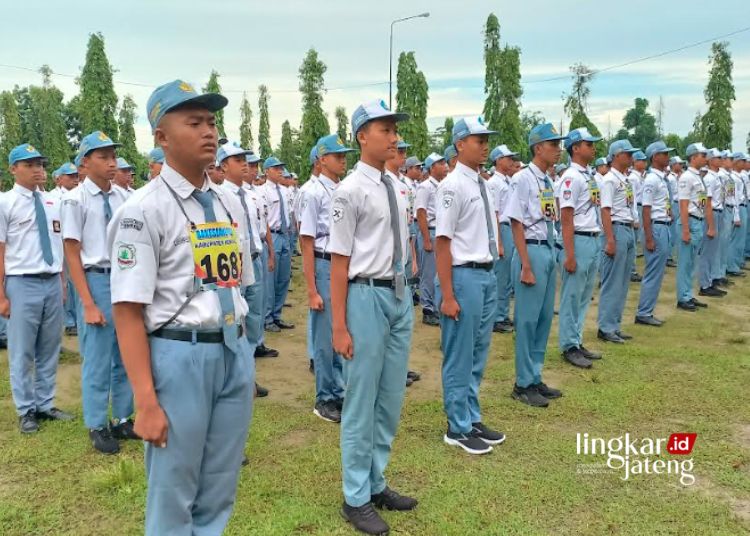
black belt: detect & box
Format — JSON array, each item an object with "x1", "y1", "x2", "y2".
[
  {"x1": 526, "y1": 239, "x2": 552, "y2": 247},
  {"x1": 555, "y1": 243, "x2": 564, "y2": 251},
  {"x1": 574, "y1": 231, "x2": 599, "y2": 237},
  {"x1": 637, "y1": 203, "x2": 643, "y2": 207},
  {"x1": 653, "y1": 221, "x2": 671, "y2": 225},
  {"x1": 251, "y1": 252, "x2": 259, "y2": 260},
  {"x1": 271, "y1": 229, "x2": 286, "y2": 234},
  {"x1": 85, "y1": 267, "x2": 111, "y2": 274},
  {"x1": 500, "y1": 221, "x2": 511, "y2": 226},
  {"x1": 314, "y1": 251, "x2": 331, "y2": 261},
  {"x1": 455, "y1": 262, "x2": 493, "y2": 271},
  {"x1": 741, "y1": 203, "x2": 747, "y2": 207},
  {"x1": 9, "y1": 273, "x2": 58, "y2": 279},
  {"x1": 427, "y1": 226, "x2": 436, "y2": 230},
  {"x1": 689, "y1": 215, "x2": 704, "y2": 221},
  {"x1": 613, "y1": 221, "x2": 633, "y2": 227},
  {"x1": 714, "y1": 209, "x2": 724, "y2": 213},
  {"x1": 350, "y1": 277, "x2": 398, "y2": 288},
  {"x1": 726, "y1": 204, "x2": 735, "y2": 208},
  {"x1": 407, "y1": 277, "x2": 419, "y2": 286},
  {"x1": 151, "y1": 325, "x2": 244, "y2": 344}
]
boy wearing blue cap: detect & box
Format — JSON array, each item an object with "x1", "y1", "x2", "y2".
[
  {"x1": 505, "y1": 123, "x2": 565, "y2": 407},
  {"x1": 597, "y1": 140, "x2": 639, "y2": 342},
  {"x1": 0, "y1": 144, "x2": 73, "y2": 433},
  {"x1": 444, "y1": 145, "x2": 458, "y2": 172},
  {"x1": 415, "y1": 152, "x2": 448, "y2": 327},
  {"x1": 261, "y1": 156, "x2": 295, "y2": 332},
  {"x1": 330, "y1": 100, "x2": 416, "y2": 535},
  {"x1": 109, "y1": 80, "x2": 255, "y2": 535},
  {"x1": 666, "y1": 157, "x2": 685, "y2": 267},
  {"x1": 676, "y1": 143, "x2": 713, "y2": 310},
  {"x1": 300, "y1": 134, "x2": 354, "y2": 423},
  {"x1": 635, "y1": 141, "x2": 675, "y2": 326},
  {"x1": 557, "y1": 128, "x2": 603, "y2": 369},
  {"x1": 488, "y1": 145, "x2": 519, "y2": 334},
  {"x1": 697, "y1": 150, "x2": 728, "y2": 298},
  {"x1": 113, "y1": 157, "x2": 135, "y2": 198},
  {"x1": 727, "y1": 155, "x2": 745, "y2": 277},
  {"x1": 148, "y1": 147, "x2": 164, "y2": 179},
  {"x1": 435, "y1": 118, "x2": 505, "y2": 454},
  {"x1": 62, "y1": 131, "x2": 135, "y2": 454},
  {"x1": 50, "y1": 163, "x2": 79, "y2": 200}
]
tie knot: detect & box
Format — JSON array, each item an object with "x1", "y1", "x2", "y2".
[
  {"x1": 33, "y1": 190, "x2": 41, "y2": 199},
  {"x1": 192, "y1": 189, "x2": 213, "y2": 208},
  {"x1": 238, "y1": 187, "x2": 245, "y2": 197}
]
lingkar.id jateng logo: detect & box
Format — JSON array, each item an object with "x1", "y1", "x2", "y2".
[{"x1": 576, "y1": 432, "x2": 697, "y2": 486}]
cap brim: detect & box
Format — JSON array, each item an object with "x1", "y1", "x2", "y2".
[
  {"x1": 173, "y1": 93, "x2": 228, "y2": 114},
  {"x1": 12, "y1": 154, "x2": 45, "y2": 164},
  {"x1": 328, "y1": 148, "x2": 357, "y2": 154}
]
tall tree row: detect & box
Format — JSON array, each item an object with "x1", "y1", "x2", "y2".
[{"x1": 395, "y1": 51, "x2": 430, "y2": 158}]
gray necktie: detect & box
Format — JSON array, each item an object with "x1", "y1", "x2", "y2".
[
  {"x1": 238, "y1": 188, "x2": 259, "y2": 256},
  {"x1": 191, "y1": 189, "x2": 239, "y2": 353},
  {"x1": 382, "y1": 174, "x2": 405, "y2": 299},
  {"x1": 477, "y1": 178, "x2": 499, "y2": 260},
  {"x1": 102, "y1": 191, "x2": 112, "y2": 222},
  {"x1": 33, "y1": 191, "x2": 53, "y2": 266},
  {"x1": 275, "y1": 183, "x2": 289, "y2": 233}
]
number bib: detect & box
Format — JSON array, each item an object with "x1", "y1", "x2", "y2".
[
  {"x1": 189, "y1": 222, "x2": 242, "y2": 290},
  {"x1": 540, "y1": 188, "x2": 556, "y2": 220},
  {"x1": 698, "y1": 192, "x2": 707, "y2": 210},
  {"x1": 625, "y1": 183, "x2": 634, "y2": 207},
  {"x1": 588, "y1": 181, "x2": 601, "y2": 206}
]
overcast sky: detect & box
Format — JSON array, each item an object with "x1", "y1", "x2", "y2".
[{"x1": 1, "y1": 0, "x2": 749, "y2": 154}]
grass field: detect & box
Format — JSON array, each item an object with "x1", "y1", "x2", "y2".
[{"x1": 1, "y1": 257, "x2": 749, "y2": 535}]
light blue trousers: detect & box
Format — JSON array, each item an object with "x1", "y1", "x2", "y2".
[
  {"x1": 598, "y1": 225, "x2": 635, "y2": 334},
  {"x1": 0, "y1": 316, "x2": 6, "y2": 340},
  {"x1": 144, "y1": 336, "x2": 254, "y2": 536},
  {"x1": 435, "y1": 266, "x2": 496, "y2": 434},
  {"x1": 512, "y1": 244, "x2": 556, "y2": 388},
  {"x1": 64, "y1": 277, "x2": 78, "y2": 329},
  {"x1": 558, "y1": 234, "x2": 599, "y2": 351},
  {"x1": 6, "y1": 276, "x2": 63, "y2": 416},
  {"x1": 418, "y1": 229, "x2": 436, "y2": 313},
  {"x1": 670, "y1": 201, "x2": 680, "y2": 261},
  {"x1": 341, "y1": 283, "x2": 413, "y2": 507},
  {"x1": 310, "y1": 257, "x2": 344, "y2": 402},
  {"x1": 267, "y1": 231, "x2": 291, "y2": 324},
  {"x1": 676, "y1": 217, "x2": 704, "y2": 303},
  {"x1": 719, "y1": 210, "x2": 734, "y2": 277},
  {"x1": 79, "y1": 272, "x2": 133, "y2": 429},
  {"x1": 636, "y1": 223, "x2": 671, "y2": 317},
  {"x1": 699, "y1": 212, "x2": 721, "y2": 289},
  {"x1": 494, "y1": 222, "x2": 515, "y2": 323},
  {"x1": 729, "y1": 206, "x2": 748, "y2": 272},
  {"x1": 745, "y1": 206, "x2": 750, "y2": 259},
  {"x1": 243, "y1": 255, "x2": 264, "y2": 349}
]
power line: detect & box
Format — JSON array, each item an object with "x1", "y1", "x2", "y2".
[{"x1": 0, "y1": 25, "x2": 748, "y2": 95}]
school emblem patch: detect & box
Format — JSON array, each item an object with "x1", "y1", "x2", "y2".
[
  {"x1": 442, "y1": 192, "x2": 454, "y2": 208},
  {"x1": 117, "y1": 243, "x2": 136, "y2": 269},
  {"x1": 332, "y1": 206, "x2": 343, "y2": 223},
  {"x1": 563, "y1": 190, "x2": 572, "y2": 200}
]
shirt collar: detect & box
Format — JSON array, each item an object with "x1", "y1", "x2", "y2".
[
  {"x1": 358, "y1": 161, "x2": 384, "y2": 184},
  {"x1": 428, "y1": 176, "x2": 439, "y2": 187},
  {"x1": 83, "y1": 177, "x2": 109, "y2": 195},
  {"x1": 222, "y1": 180, "x2": 242, "y2": 194},
  {"x1": 12, "y1": 183, "x2": 34, "y2": 197},
  {"x1": 610, "y1": 167, "x2": 629, "y2": 181},
  {"x1": 687, "y1": 166, "x2": 700, "y2": 176},
  {"x1": 160, "y1": 162, "x2": 214, "y2": 198},
  {"x1": 455, "y1": 161, "x2": 479, "y2": 183},
  {"x1": 650, "y1": 168, "x2": 666, "y2": 179},
  {"x1": 317, "y1": 173, "x2": 338, "y2": 189}
]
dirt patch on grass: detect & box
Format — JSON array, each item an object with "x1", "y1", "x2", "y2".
[
  {"x1": 735, "y1": 424, "x2": 750, "y2": 449},
  {"x1": 693, "y1": 476, "x2": 750, "y2": 526},
  {"x1": 278, "y1": 428, "x2": 317, "y2": 449},
  {"x1": 54, "y1": 361, "x2": 81, "y2": 410}
]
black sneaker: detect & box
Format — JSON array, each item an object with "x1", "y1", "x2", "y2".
[
  {"x1": 677, "y1": 300, "x2": 697, "y2": 311},
  {"x1": 371, "y1": 486, "x2": 418, "y2": 511},
  {"x1": 89, "y1": 427, "x2": 120, "y2": 455},
  {"x1": 19, "y1": 410, "x2": 39, "y2": 434},
  {"x1": 511, "y1": 384, "x2": 549, "y2": 408},
  {"x1": 341, "y1": 502, "x2": 390, "y2": 536},
  {"x1": 64, "y1": 326, "x2": 78, "y2": 337},
  {"x1": 274, "y1": 319, "x2": 295, "y2": 329},
  {"x1": 630, "y1": 272, "x2": 642, "y2": 282},
  {"x1": 493, "y1": 321, "x2": 514, "y2": 333},
  {"x1": 562, "y1": 347, "x2": 592, "y2": 369},
  {"x1": 405, "y1": 376, "x2": 413, "y2": 387},
  {"x1": 471, "y1": 422, "x2": 506, "y2": 445},
  {"x1": 406, "y1": 370, "x2": 421, "y2": 382},
  {"x1": 711, "y1": 285, "x2": 727, "y2": 295},
  {"x1": 334, "y1": 398, "x2": 344, "y2": 412},
  {"x1": 264, "y1": 322, "x2": 281, "y2": 333},
  {"x1": 313, "y1": 400, "x2": 341, "y2": 423},
  {"x1": 255, "y1": 383, "x2": 269, "y2": 398},
  {"x1": 309, "y1": 360, "x2": 315, "y2": 374},
  {"x1": 534, "y1": 382, "x2": 562, "y2": 399},
  {"x1": 422, "y1": 314, "x2": 439, "y2": 326},
  {"x1": 254, "y1": 344, "x2": 279, "y2": 358},
  {"x1": 35, "y1": 407, "x2": 74, "y2": 421},
  {"x1": 111, "y1": 419, "x2": 141, "y2": 440},
  {"x1": 579, "y1": 345, "x2": 602, "y2": 360},
  {"x1": 699, "y1": 286, "x2": 724, "y2": 297},
  {"x1": 690, "y1": 298, "x2": 708, "y2": 308},
  {"x1": 443, "y1": 430, "x2": 493, "y2": 454},
  {"x1": 666, "y1": 259, "x2": 677, "y2": 267}
]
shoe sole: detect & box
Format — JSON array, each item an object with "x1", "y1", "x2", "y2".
[
  {"x1": 339, "y1": 509, "x2": 390, "y2": 536},
  {"x1": 443, "y1": 435, "x2": 493, "y2": 454},
  {"x1": 511, "y1": 392, "x2": 549, "y2": 408},
  {"x1": 313, "y1": 408, "x2": 340, "y2": 424},
  {"x1": 474, "y1": 434, "x2": 506, "y2": 446}
]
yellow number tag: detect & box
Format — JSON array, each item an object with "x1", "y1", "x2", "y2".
[
  {"x1": 189, "y1": 222, "x2": 242, "y2": 289},
  {"x1": 625, "y1": 183, "x2": 634, "y2": 207},
  {"x1": 589, "y1": 183, "x2": 601, "y2": 206},
  {"x1": 698, "y1": 192, "x2": 707, "y2": 210},
  {"x1": 540, "y1": 188, "x2": 556, "y2": 220}
]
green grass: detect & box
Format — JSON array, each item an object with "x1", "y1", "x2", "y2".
[{"x1": 1, "y1": 258, "x2": 749, "y2": 535}]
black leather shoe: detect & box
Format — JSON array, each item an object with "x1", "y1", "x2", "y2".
[
  {"x1": 89, "y1": 427, "x2": 120, "y2": 455},
  {"x1": 676, "y1": 301, "x2": 696, "y2": 311},
  {"x1": 371, "y1": 486, "x2": 418, "y2": 511},
  {"x1": 534, "y1": 382, "x2": 562, "y2": 399},
  {"x1": 562, "y1": 347, "x2": 592, "y2": 369},
  {"x1": 264, "y1": 322, "x2": 281, "y2": 333},
  {"x1": 699, "y1": 286, "x2": 724, "y2": 297},
  {"x1": 309, "y1": 360, "x2": 314, "y2": 374},
  {"x1": 274, "y1": 319, "x2": 295, "y2": 329},
  {"x1": 0, "y1": 338, "x2": 7, "y2": 349},
  {"x1": 616, "y1": 330, "x2": 633, "y2": 340},
  {"x1": 407, "y1": 370, "x2": 421, "y2": 382},
  {"x1": 493, "y1": 320, "x2": 514, "y2": 333},
  {"x1": 255, "y1": 383, "x2": 269, "y2": 398},
  {"x1": 64, "y1": 326, "x2": 78, "y2": 337},
  {"x1": 254, "y1": 344, "x2": 279, "y2": 358},
  {"x1": 711, "y1": 285, "x2": 727, "y2": 295},
  {"x1": 666, "y1": 259, "x2": 677, "y2": 267},
  {"x1": 690, "y1": 298, "x2": 708, "y2": 308},
  {"x1": 422, "y1": 314, "x2": 440, "y2": 327},
  {"x1": 35, "y1": 407, "x2": 74, "y2": 421},
  {"x1": 727, "y1": 271, "x2": 746, "y2": 278},
  {"x1": 578, "y1": 346, "x2": 602, "y2": 360},
  {"x1": 341, "y1": 502, "x2": 390, "y2": 535},
  {"x1": 111, "y1": 419, "x2": 141, "y2": 440},
  {"x1": 635, "y1": 315, "x2": 663, "y2": 327},
  {"x1": 512, "y1": 384, "x2": 549, "y2": 407},
  {"x1": 597, "y1": 330, "x2": 625, "y2": 343},
  {"x1": 630, "y1": 272, "x2": 642, "y2": 282},
  {"x1": 19, "y1": 410, "x2": 39, "y2": 434}
]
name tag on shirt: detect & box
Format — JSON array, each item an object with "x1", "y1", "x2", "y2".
[
  {"x1": 189, "y1": 222, "x2": 242, "y2": 290},
  {"x1": 540, "y1": 189, "x2": 556, "y2": 220}
]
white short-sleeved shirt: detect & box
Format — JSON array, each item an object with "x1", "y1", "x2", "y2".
[
  {"x1": 244, "y1": 183, "x2": 268, "y2": 239},
  {"x1": 112, "y1": 183, "x2": 134, "y2": 199},
  {"x1": 488, "y1": 172, "x2": 513, "y2": 224},
  {"x1": 742, "y1": 171, "x2": 750, "y2": 203},
  {"x1": 61, "y1": 177, "x2": 128, "y2": 269},
  {"x1": 294, "y1": 176, "x2": 317, "y2": 220},
  {"x1": 220, "y1": 180, "x2": 263, "y2": 253},
  {"x1": 601, "y1": 168, "x2": 637, "y2": 223},
  {"x1": 629, "y1": 171, "x2": 645, "y2": 204},
  {"x1": 641, "y1": 168, "x2": 672, "y2": 222},
  {"x1": 703, "y1": 170, "x2": 724, "y2": 210},
  {"x1": 435, "y1": 162, "x2": 498, "y2": 264},
  {"x1": 506, "y1": 163, "x2": 556, "y2": 241},
  {"x1": 263, "y1": 180, "x2": 292, "y2": 232},
  {"x1": 328, "y1": 161, "x2": 409, "y2": 280},
  {"x1": 666, "y1": 172, "x2": 680, "y2": 200},
  {"x1": 398, "y1": 175, "x2": 417, "y2": 224},
  {"x1": 415, "y1": 177, "x2": 439, "y2": 228},
  {"x1": 108, "y1": 163, "x2": 253, "y2": 333},
  {"x1": 678, "y1": 167, "x2": 708, "y2": 218},
  {"x1": 0, "y1": 184, "x2": 64, "y2": 275},
  {"x1": 558, "y1": 163, "x2": 600, "y2": 233},
  {"x1": 299, "y1": 173, "x2": 339, "y2": 253},
  {"x1": 47, "y1": 185, "x2": 71, "y2": 201},
  {"x1": 735, "y1": 171, "x2": 748, "y2": 205}
]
